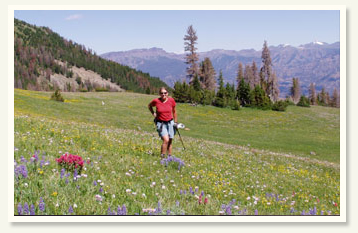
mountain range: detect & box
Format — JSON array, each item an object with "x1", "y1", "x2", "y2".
[{"x1": 101, "y1": 42, "x2": 340, "y2": 97}]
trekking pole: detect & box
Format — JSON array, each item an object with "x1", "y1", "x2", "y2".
[{"x1": 176, "y1": 128, "x2": 186, "y2": 150}]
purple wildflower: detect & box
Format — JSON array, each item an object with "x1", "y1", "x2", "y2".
[
  {"x1": 166, "y1": 210, "x2": 171, "y2": 215},
  {"x1": 117, "y1": 206, "x2": 122, "y2": 215},
  {"x1": 156, "y1": 202, "x2": 162, "y2": 214},
  {"x1": 17, "y1": 203, "x2": 22, "y2": 215},
  {"x1": 226, "y1": 206, "x2": 232, "y2": 215},
  {"x1": 69, "y1": 205, "x2": 74, "y2": 214},
  {"x1": 180, "y1": 190, "x2": 183, "y2": 195},
  {"x1": 21, "y1": 165, "x2": 28, "y2": 178},
  {"x1": 195, "y1": 187, "x2": 198, "y2": 193},
  {"x1": 40, "y1": 158, "x2": 45, "y2": 168},
  {"x1": 201, "y1": 191, "x2": 204, "y2": 196},
  {"x1": 93, "y1": 180, "x2": 97, "y2": 186},
  {"x1": 176, "y1": 200, "x2": 180, "y2": 207},
  {"x1": 255, "y1": 209, "x2": 258, "y2": 215},
  {"x1": 23, "y1": 203, "x2": 29, "y2": 215},
  {"x1": 107, "y1": 207, "x2": 112, "y2": 215},
  {"x1": 15, "y1": 165, "x2": 28, "y2": 179},
  {"x1": 99, "y1": 187, "x2": 103, "y2": 193},
  {"x1": 73, "y1": 169, "x2": 78, "y2": 180},
  {"x1": 189, "y1": 187, "x2": 193, "y2": 194},
  {"x1": 30, "y1": 204, "x2": 35, "y2": 215},
  {"x1": 20, "y1": 156, "x2": 27, "y2": 163},
  {"x1": 60, "y1": 168, "x2": 65, "y2": 179},
  {"x1": 39, "y1": 198, "x2": 45, "y2": 212},
  {"x1": 122, "y1": 204, "x2": 127, "y2": 215},
  {"x1": 65, "y1": 178, "x2": 69, "y2": 184}
]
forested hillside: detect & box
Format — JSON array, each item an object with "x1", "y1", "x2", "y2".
[{"x1": 14, "y1": 19, "x2": 169, "y2": 94}]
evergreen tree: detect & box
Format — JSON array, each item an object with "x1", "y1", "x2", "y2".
[
  {"x1": 297, "y1": 95, "x2": 310, "y2": 107},
  {"x1": 199, "y1": 57, "x2": 216, "y2": 91},
  {"x1": 237, "y1": 63, "x2": 244, "y2": 88},
  {"x1": 251, "y1": 85, "x2": 271, "y2": 110},
  {"x1": 271, "y1": 72, "x2": 280, "y2": 102},
  {"x1": 309, "y1": 82, "x2": 317, "y2": 105},
  {"x1": 331, "y1": 88, "x2": 340, "y2": 108},
  {"x1": 260, "y1": 40, "x2": 272, "y2": 94},
  {"x1": 184, "y1": 25, "x2": 199, "y2": 84},
  {"x1": 237, "y1": 78, "x2": 251, "y2": 107},
  {"x1": 318, "y1": 87, "x2": 328, "y2": 106},
  {"x1": 290, "y1": 78, "x2": 301, "y2": 104},
  {"x1": 244, "y1": 64, "x2": 255, "y2": 89},
  {"x1": 192, "y1": 74, "x2": 202, "y2": 91},
  {"x1": 252, "y1": 60, "x2": 260, "y2": 88},
  {"x1": 215, "y1": 71, "x2": 226, "y2": 108}
]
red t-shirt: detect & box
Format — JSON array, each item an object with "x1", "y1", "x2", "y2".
[{"x1": 150, "y1": 97, "x2": 176, "y2": 121}]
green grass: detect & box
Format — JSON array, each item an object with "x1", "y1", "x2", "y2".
[{"x1": 13, "y1": 89, "x2": 340, "y2": 216}]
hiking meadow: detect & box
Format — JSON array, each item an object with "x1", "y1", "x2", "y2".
[{"x1": 13, "y1": 89, "x2": 340, "y2": 216}]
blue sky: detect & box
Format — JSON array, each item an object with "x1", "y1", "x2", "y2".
[{"x1": 14, "y1": 10, "x2": 340, "y2": 54}]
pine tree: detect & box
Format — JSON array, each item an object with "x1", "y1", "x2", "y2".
[
  {"x1": 309, "y1": 82, "x2": 317, "y2": 105},
  {"x1": 192, "y1": 74, "x2": 202, "y2": 91},
  {"x1": 244, "y1": 64, "x2": 254, "y2": 89},
  {"x1": 252, "y1": 60, "x2": 260, "y2": 87},
  {"x1": 199, "y1": 57, "x2": 216, "y2": 91},
  {"x1": 271, "y1": 72, "x2": 280, "y2": 102},
  {"x1": 237, "y1": 78, "x2": 251, "y2": 107},
  {"x1": 184, "y1": 25, "x2": 199, "y2": 84},
  {"x1": 290, "y1": 78, "x2": 301, "y2": 104},
  {"x1": 260, "y1": 40, "x2": 272, "y2": 93},
  {"x1": 237, "y1": 63, "x2": 244, "y2": 88},
  {"x1": 318, "y1": 87, "x2": 328, "y2": 106},
  {"x1": 251, "y1": 85, "x2": 271, "y2": 110},
  {"x1": 215, "y1": 70, "x2": 226, "y2": 108},
  {"x1": 260, "y1": 41, "x2": 279, "y2": 102},
  {"x1": 332, "y1": 88, "x2": 340, "y2": 108}
]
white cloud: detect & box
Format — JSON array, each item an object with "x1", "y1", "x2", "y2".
[{"x1": 65, "y1": 14, "x2": 83, "y2": 21}]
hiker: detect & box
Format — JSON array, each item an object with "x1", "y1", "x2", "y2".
[{"x1": 148, "y1": 87, "x2": 177, "y2": 158}]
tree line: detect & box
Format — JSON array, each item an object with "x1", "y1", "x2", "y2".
[
  {"x1": 173, "y1": 25, "x2": 340, "y2": 111},
  {"x1": 14, "y1": 18, "x2": 169, "y2": 94}
]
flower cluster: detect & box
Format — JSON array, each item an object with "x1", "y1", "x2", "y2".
[
  {"x1": 160, "y1": 156, "x2": 185, "y2": 170},
  {"x1": 55, "y1": 153, "x2": 84, "y2": 172}
]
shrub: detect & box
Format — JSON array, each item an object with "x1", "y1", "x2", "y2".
[
  {"x1": 272, "y1": 100, "x2": 289, "y2": 111},
  {"x1": 297, "y1": 95, "x2": 310, "y2": 107},
  {"x1": 50, "y1": 90, "x2": 64, "y2": 102}
]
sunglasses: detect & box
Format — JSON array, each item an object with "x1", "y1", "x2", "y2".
[{"x1": 160, "y1": 92, "x2": 168, "y2": 95}]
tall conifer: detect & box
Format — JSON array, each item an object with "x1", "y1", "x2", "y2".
[{"x1": 184, "y1": 25, "x2": 199, "y2": 84}]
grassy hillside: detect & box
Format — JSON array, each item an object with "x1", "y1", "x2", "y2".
[
  {"x1": 15, "y1": 89, "x2": 340, "y2": 163},
  {"x1": 14, "y1": 89, "x2": 340, "y2": 216}
]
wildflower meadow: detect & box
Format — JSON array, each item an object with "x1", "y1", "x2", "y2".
[{"x1": 13, "y1": 89, "x2": 340, "y2": 216}]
